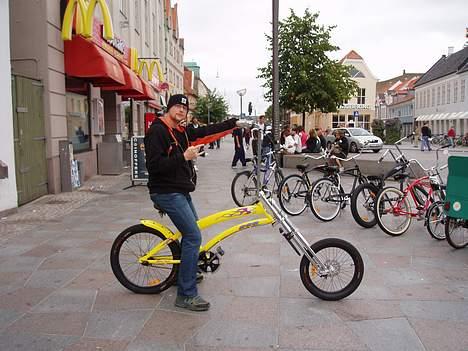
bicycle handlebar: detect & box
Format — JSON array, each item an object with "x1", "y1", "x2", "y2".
[{"x1": 330, "y1": 153, "x2": 361, "y2": 162}]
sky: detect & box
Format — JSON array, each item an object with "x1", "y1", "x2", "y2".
[{"x1": 176, "y1": 0, "x2": 467, "y2": 115}]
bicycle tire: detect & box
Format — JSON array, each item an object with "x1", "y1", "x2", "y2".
[
  {"x1": 231, "y1": 170, "x2": 258, "y2": 206},
  {"x1": 445, "y1": 217, "x2": 468, "y2": 249},
  {"x1": 110, "y1": 224, "x2": 181, "y2": 294},
  {"x1": 350, "y1": 182, "x2": 380, "y2": 228},
  {"x1": 425, "y1": 201, "x2": 446, "y2": 240},
  {"x1": 299, "y1": 238, "x2": 364, "y2": 301},
  {"x1": 278, "y1": 174, "x2": 308, "y2": 216},
  {"x1": 375, "y1": 187, "x2": 412, "y2": 236},
  {"x1": 309, "y1": 177, "x2": 342, "y2": 222}
]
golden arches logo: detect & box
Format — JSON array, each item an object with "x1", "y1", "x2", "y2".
[
  {"x1": 130, "y1": 48, "x2": 165, "y2": 83},
  {"x1": 62, "y1": 0, "x2": 114, "y2": 41}
]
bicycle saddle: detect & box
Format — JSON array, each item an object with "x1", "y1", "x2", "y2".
[
  {"x1": 393, "y1": 173, "x2": 410, "y2": 181},
  {"x1": 296, "y1": 164, "x2": 308, "y2": 172}
]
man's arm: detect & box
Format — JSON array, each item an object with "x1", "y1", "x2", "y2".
[
  {"x1": 145, "y1": 127, "x2": 185, "y2": 173},
  {"x1": 186, "y1": 118, "x2": 237, "y2": 141}
]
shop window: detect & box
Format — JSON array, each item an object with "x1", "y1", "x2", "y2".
[{"x1": 66, "y1": 92, "x2": 90, "y2": 153}]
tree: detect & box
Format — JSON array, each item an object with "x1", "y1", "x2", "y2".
[
  {"x1": 193, "y1": 90, "x2": 229, "y2": 124},
  {"x1": 258, "y1": 9, "x2": 358, "y2": 126}
]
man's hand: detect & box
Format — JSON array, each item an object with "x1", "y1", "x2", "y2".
[{"x1": 184, "y1": 145, "x2": 203, "y2": 161}]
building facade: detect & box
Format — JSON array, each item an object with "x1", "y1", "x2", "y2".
[
  {"x1": 415, "y1": 47, "x2": 468, "y2": 136},
  {"x1": 8, "y1": 0, "x2": 179, "y2": 209},
  {"x1": 0, "y1": 1, "x2": 17, "y2": 214},
  {"x1": 291, "y1": 50, "x2": 377, "y2": 132}
]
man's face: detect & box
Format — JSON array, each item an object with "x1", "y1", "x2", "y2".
[
  {"x1": 168, "y1": 104, "x2": 188, "y2": 124},
  {"x1": 259, "y1": 117, "x2": 265, "y2": 124}
]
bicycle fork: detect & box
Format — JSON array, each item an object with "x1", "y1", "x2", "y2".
[{"x1": 259, "y1": 192, "x2": 330, "y2": 275}]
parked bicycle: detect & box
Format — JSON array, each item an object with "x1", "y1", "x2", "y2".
[{"x1": 231, "y1": 150, "x2": 284, "y2": 206}]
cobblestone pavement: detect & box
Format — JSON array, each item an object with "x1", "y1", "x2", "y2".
[{"x1": 0, "y1": 137, "x2": 467, "y2": 351}]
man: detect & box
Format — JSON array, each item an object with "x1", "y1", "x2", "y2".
[
  {"x1": 144, "y1": 94, "x2": 238, "y2": 312},
  {"x1": 231, "y1": 126, "x2": 246, "y2": 168},
  {"x1": 420, "y1": 122, "x2": 432, "y2": 151},
  {"x1": 447, "y1": 125, "x2": 456, "y2": 148},
  {"x1": 331, "y1": 130, "x2": 349, "y2": 172}
]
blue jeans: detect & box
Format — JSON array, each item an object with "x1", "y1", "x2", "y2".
[
  {"x1": 421, "y1": 136, "x2": 431, "y2": 151},
  {"x1": 150, "y1": 193, "x2": 200, "y2": 297}
]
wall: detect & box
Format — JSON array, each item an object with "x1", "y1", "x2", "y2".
[{"x1": 0, "y1": 1, "x2": 17, "y2": 214}]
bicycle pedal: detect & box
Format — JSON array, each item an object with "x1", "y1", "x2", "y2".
[{"x1": 216, "y1": 246, "x2": 225, "y2": 256}]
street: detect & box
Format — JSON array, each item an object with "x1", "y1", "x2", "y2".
[{"x1": 0, "y1": 137, "x2": 467, "y2": 351}]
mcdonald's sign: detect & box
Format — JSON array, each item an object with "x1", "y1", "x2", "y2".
[
  {"x1": 62, "y1": 0, "x2": 114, "y2": 41},
  {"x1": 129, "y1": 48, "x2": 166, "y2": 85}
]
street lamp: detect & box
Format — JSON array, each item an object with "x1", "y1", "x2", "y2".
[{"x1": 236, "y1": 89, "x2": 247, "y2": 118}]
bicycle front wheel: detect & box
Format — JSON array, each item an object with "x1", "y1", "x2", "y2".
[
  {"x1": 350, "y1": 182, "x2": 380, "y2": 228},
  {"x1": 309, "y1": 178, "x2": 342, "y2": 221},
  {"x1": 445, "y1": 217, "x2": 468, "y2": 249},
  {"x1": 278, "y1": 174, "x2": 308, "y2": 216},
  {"x1": 299, "y1": 238, "x2": 364, "y2": 301},
  {"x1": 110, "y1": 224, "x2": 181, "y2": 294},
  {"x1": 425, "y1": 201, "x2": 446, "y2": 240},
  {"x1": 375, "y1": 187, "x2": 412, "y2": 236},
  {"x1": 231, "y1": 170, "x2": 258, "y2": 206}
]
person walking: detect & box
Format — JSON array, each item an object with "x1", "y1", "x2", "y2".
[
  {"x1": 144, "y1": 94, "x2": 238, "y2": 311},
  {"x1": 420, "y1": 122, "x2": 432, "y2": 151},
  {"x1": 447, "y1": 125, "x2": 456, "y2": 148},
  {"x1": 244, "y1": 127, "x2": 251, "y2": 150},
  {"x1": 231, "y1": 127, "x2": 246, "y2": 168}
]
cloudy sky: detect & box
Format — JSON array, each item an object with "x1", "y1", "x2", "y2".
[{"x1": 176, "y1": 0, "x2": 467, "y2": 115}]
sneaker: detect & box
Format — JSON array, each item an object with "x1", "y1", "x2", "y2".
[{"x1": 175, "y1": 295, "x2": 210, "y2": 311}]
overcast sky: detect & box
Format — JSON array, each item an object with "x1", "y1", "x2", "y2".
[{"x1": 176, "y1": 0, "x2": 467, "y2": 115}]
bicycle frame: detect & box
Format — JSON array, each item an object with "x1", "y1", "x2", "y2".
[{"x1": 392, "y1": 176, "x2": 434, "y2": 217}]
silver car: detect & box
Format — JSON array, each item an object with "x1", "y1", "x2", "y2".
[{"x1": 326, "y1": 128, "x2": 383, "y2": 153}]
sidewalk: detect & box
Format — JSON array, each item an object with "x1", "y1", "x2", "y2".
[{"x1": 0, "y1": 137, "x2": 467, "y2": 351}]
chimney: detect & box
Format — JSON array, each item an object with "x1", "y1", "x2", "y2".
[{"x1": 448, "y1": 46, "x2": 454, "y2": 56}]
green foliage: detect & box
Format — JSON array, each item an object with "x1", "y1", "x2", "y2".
[
  {"x1": 371, "y1": 119, "x2": 385, "y2": 141},
  {"x1": 193, "y1": 90, "x2": 229, "y2": 124},
  {"x1": 384, "y1": 118, "x2": 401, "y2": 144},
  {"x1": 258, "y1": 9, "x2": 358, "y2": 115}
]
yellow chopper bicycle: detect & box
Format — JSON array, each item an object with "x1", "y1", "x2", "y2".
[{"x1": 110, "y1": 133, "x2": 364, "y2": 301}]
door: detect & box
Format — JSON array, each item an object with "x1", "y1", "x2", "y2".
[{"x1": 12, "y1": 75, "x2": 48, "y2": 205}]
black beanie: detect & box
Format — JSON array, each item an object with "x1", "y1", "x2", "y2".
[{"x1": 166, "y1": 94, "x2": 189, "y2": 112}]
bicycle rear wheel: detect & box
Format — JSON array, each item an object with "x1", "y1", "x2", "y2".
[
  {"x1": 375, "y1": 187, "x2": 412, "y2": 236},
  {"x1": 110, "y1": 224, "x2": 180, "y2": 294},
  {"x1": 309, "y1": 178, "x2": 342, "y2": 222},
  {"x1": 278, "y1": 174, "x2": 308, "y2": 216},
  {"x1": 350, "y1": 182, "x2": 380, "y2": 228},
  {"x1": 231, "y1": 170, "x2": 258, "y2": 206},
  {"x1": 299, "y1": 238, "x2": 364, "y2": 301},
  {"x1": 445, "y1": 217, "x2": 468, "y2": 249},
  {"x1": 425, "y1": 201, "x2": 446, "y2": 240}
]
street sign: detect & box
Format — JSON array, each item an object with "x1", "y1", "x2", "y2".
[
  {"x1": 353, "y1": 111, "x2": 359, "y2": 118},
  {"x1": 131, "y1": 136, "x2": 148, "y2": 182}
]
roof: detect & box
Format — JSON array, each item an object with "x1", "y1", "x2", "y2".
[
  {"x1": 376, "y1": 73, "x2": 422, "y2": 95},
  {"x1": 339, "y1": 50, "x2": 363, "y2": 63},
  {"x1": 387, "y1": 95, "x2": 414, "y2": 107},
  {"x1": 415, "y1": 46, "x2": 468, "y2": 87}
]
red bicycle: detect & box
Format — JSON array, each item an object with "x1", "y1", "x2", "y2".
[{"x1": 374, "y1": 158, "x2": 447, "y2": 236}]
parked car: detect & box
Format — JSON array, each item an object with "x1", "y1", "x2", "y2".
[{"x1": 326, "y1": 128, "x2": 383, "y2": 153}]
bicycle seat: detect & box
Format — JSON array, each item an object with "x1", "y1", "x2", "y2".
[
  {"x1": 153, "y1": 203, "x2": 167, "y2": 216},
  {"x1": 296, "y1": 164, "x2": 308, "y2": 172}
]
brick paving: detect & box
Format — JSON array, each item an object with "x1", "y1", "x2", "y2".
[{"x1": 0, "y1": 137, "x2": 467, "y2": 351}]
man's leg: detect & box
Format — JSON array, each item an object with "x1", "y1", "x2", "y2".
[
  {"x1": 240, "y1": 147, "x2": 246, "y2": 166},
  {"x1": 150, "y1": 193, "x2": 209, "y2": 311},
  {"x1": 232, "y1": 147, "x2": 240, "y2": 166}
]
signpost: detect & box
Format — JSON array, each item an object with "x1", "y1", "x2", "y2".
[{"x1": 124, "y1": 136, "x2": 148, "y2": 189}]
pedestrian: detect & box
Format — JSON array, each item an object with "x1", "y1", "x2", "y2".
[
  {"x1": 291, "y1": 128, "x2": 302, "y2": 154},
  {"x1": 420, "y1": 122, "x2": 432, "y2": 151},
  {"x1": 317, "y1": 128, "x2": 327, "y2": 150},
  {"x1": 244, "y1": 127, "x2": 251, "y2": 150},
  {"x1": 231, "y1": 127, "x2": 246, "y2": 168},
  {"x1": 413, "y1": 125, "x2": 420, "y2": 147},
  {"x1": 283, "y1": 128, "x2": 296, "y2": 154},
  {"x1": 144, "y1": 94, "x2": 239, "y2": 312},
  {"x1": 447, "y1": 125, "x2": 456, "y2": 148},
  {"x1": 331, "y1": 130, "x2": 349, "y2": 172}
]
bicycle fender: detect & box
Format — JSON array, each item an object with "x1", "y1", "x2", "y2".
[{"x1": 140, "y1": 219, "x2": 176, "y2": 239}]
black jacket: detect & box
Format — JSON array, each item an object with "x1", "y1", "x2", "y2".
[{"x1": 144, "y1": 117, "x2": 237, "y2": 194}]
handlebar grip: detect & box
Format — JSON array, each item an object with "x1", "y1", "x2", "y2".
[{"x1": 441, "y1": 143, "x2": 451, "y2": 149}]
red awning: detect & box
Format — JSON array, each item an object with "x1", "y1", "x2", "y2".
[
  {"x1": 102, "y1": 62, "x2": 144, "y2": 95},
  {"x1": 64, "y1": 35, "x2": 125, "y2": 87},
  {"x1": 148, "y1": 100, "x2": 163, "y2": 110},
  {"x1": 123, "y1": 77, "x2": 157, "y2": 101}
]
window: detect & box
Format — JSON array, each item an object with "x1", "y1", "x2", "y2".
[
  {"x1": 134, "y1": 0, "x2": 140, "y2": 33},
  {"x1": 432, "y1": 87, "x2": 435, "y2": 107},
  {"x1": 454, "y1": 81, "x2": 458, "y2": 103},
  {"x1": 447, "y1": 82, "x2": 451, "y2": 104},
  {"x1": 152, "y1": 13, "x2": 157, "y2": 55},
  {"x1": 144, "y1": 0, "x2": 150, "y2": 45},
  {"x1": 349, "y1": 66, "x2": 365, "y2": 78},
  {"x1": 332, "y1": 114, "x2": 339, "y2": 128},
  {"x1": 66, "y1": 92, "x2": 90, "y2": 152},
  {"x1": 442, "y1": 84, "x2": 446, "y2": 104},
  {"x1": 437, "y1": 86, "x2": 441, "y2": 105},
  {"x1": 357, "y1": 88, "x2": 366, "y2": 104},
  {"x1": 462, "y1": 80, "x2": 466, "y2": 102},
  {"x1": 119, "y1": 0, "x2": 128, "y2": 17}
]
